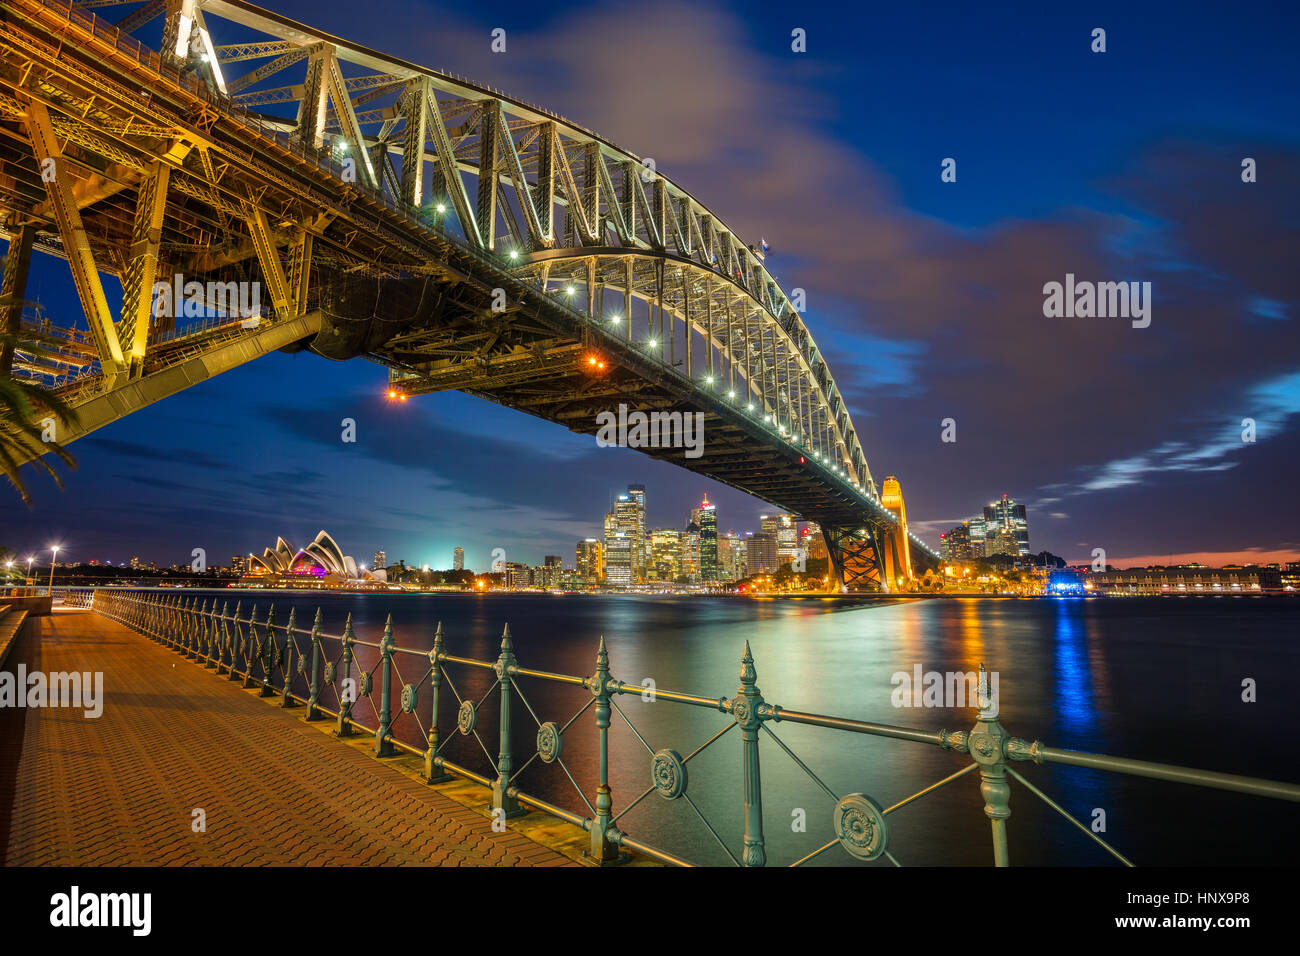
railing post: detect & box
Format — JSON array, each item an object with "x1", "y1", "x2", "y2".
[
  {"x1": 969, "y1": 663, "x2": 1011, "y2": 866},
  {"x1": 243, "y1": 605, "x2": 259, "y2": 688},
  {"x1": 335, "y1": 614, "x2": 355, "y2": 737},
  {"x1": 491, "y1": 624, "x2": 522, "y2": 818},
  {"x1": 281, "y1": 608, "x2": 296, "y2": 708},
  {"x1": 373, "y1": 615, "x2": 395, "y2": 756},
  {"x1": 204, "y1": 602, "x2": 218, "y2": 668},
  {"x1": 424, "y1": 622, "x2": 451, "y2": 782},
  {"x1": 305, "y1": 608, "x2": 324, "y2": 721},
  {"x1": 228, "y1": 602, "x2": 243, "y2": 681},
  {"x1": 735, "y1": 640, "x2": 766, "y2": 867},
  {"x1": 588, "y1": 635, "x2": 619, "y2": 863},
  {"x1": 259, "y1": 606, "x2": 278, "y2": 697}
]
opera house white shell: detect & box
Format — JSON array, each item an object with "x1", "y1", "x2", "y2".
[{"x1": 248, "y1": 530, "x2": 383, "y2": 584}]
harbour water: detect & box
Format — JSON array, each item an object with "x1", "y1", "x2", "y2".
[{"x1": 158, "y1": 591, "x2": 1299, "y2": 866}]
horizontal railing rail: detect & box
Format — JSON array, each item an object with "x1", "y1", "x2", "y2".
[{"x1": 87, "y1": 588, "x2": 1300, "y2": 866}]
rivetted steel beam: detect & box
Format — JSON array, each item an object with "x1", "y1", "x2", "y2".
[
  {"x1": 491, "y1": 102, "x2": 545, "y2": 247},
  {"x1": 19, "y1": 312, "x2": 323, "y2": 462},
  {"x1": 119, "y1": 161, "x2": 170, "y2": 375},
  {"x1": 399, "y1": 77, "x2": 428, "y2": 207},
  {"x1": 321, "y1": 48, "x2": 378, "y2": 187},
  {"x1": 0, "y1": 223, "x2": 36, "y2": 375},
  {"x1": 242, "y1": 202, "x2": 290, "y2": 318},
  {"x1": 476, "y1": 103, "x2": 499, "y2": 250},
  {"x1": 24, "y1": 99, "x2": 127, "y2": 380},
  {"x1": 426, "y1": 93, "x2": 481, "y2": 247},
  {"x1": 295, "y1": 46, "x2": 328, "y2": 147}
]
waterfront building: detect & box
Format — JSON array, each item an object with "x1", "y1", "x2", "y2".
[
  {"x1": 801, "y1": 522, "x2": 828, "y2": 561},
  {"x1": 941, "y1": 522, "x2": 973, "y2": 562},
  {"x1": 1088, "y1": 566, "x2": 1281, "y2": 594},
  {"x1": 968, "y1": 516, "x2": 987, "y2": 557},
  {"x1": 747, "y1": 533, "x2": 778, "y2": 575},
  {"x1": 627, "y1": 484, "x2": 648, "y2": 582},
  {"x1": 604, "y1": 532, "x2": 633, "y2": 586},
  {"x1": 576, "y1": 538, "x2": 604, "y2": 584},
  {"x1": 985, "y1": 527, "x2": 1020, "y2": 558},
  {"x1": 760, "y1": 514, "x2": 798, "y2": 566},
  {"x1": 722, "y1": 533, "x2": 748, "y2": 580},
  {"x1": 694, "y1": 495, "x2": 718, "y2": 581},
  {"x1": 983, "y1": 494, "x2": 1030, "y2": 555},
  {"x1": 681, "y1": 521, "x2": 700, "y2": 582},
  {"x1": 505, "y1": 562, "x2": 532, "y2": 588},
  {"x1": 540, "y1": 555, "x2": 563, "y2": 589},
  {"x1": 453, "y1": 547, "x2": 464, "y2": 571},
  {"x1": 649, "y1": 529, "x2": 684, "y2": 582},
  {"x1": 248, "y1": 530, "x2": 381, "y2": 584},
  {"x1": 606, "y1": 487, "x2": 647, "y2": 583}
]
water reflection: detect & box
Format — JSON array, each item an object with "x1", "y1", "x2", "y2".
[{"x1": 162, "y1": 589, "x2": 1297, "y2": 865}]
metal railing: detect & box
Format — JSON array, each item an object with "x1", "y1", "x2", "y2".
[{"x1": 86, "y1": 588, "x2": 1300, "y2": 866}]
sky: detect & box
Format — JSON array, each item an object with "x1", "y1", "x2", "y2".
[{"x1": 3, "y1": 0, "x2": 1299, "y2": 571}]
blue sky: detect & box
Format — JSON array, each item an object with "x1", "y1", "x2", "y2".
[{"x1": 4, "y1": 0, "x2": 1298, "y2": 569}]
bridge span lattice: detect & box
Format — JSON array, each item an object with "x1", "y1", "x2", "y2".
[{"x1": 0, "y1": 0, "x2": 936, "y2": 588}]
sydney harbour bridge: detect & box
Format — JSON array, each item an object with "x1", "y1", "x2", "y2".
[{"x1": 0, "y1": 0, "x2": 937, "y2": 590}]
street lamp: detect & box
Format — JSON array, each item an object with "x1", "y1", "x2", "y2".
[{"x1": 48, "y1": 545, "x2": 60, "y2": 596}]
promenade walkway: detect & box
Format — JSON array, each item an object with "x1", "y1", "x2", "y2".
[{"x1": 0, "y1": 609, "x2": 576, "y2": 866}]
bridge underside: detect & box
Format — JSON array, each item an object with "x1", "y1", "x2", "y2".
[{"x1": 0, "y1": 0, "x2": 936, "y2": 591}]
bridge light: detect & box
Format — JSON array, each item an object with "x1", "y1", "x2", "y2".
[
  {"x1": 746, "y1": 403, "x2": 754, "y2": 412},
  {"x1": 727, "y1": 391, "x2": 735, "y2": 399},
  {"x1": 648, "y1": 339, "x2": 658, "y2": 348},
  {"x1": 609, "y1": 315, "x2": 621, "y2": 324},
  {"x1": 565, "y1": 286, "x2": 575, "y2": 296},
  {"x1": 436, "y1": 204, "x2": 446, "y2": 213},
  {"x1": 508, "y1": 249, "x2": 520, "y2": 261},
  {"x1": 704, "y1": 376, "x2": 713, "y2": 385}
]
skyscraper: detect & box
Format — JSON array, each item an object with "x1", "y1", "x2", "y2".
[
  {"x1": 373, "y1": 550, "x2": 386, "y2": 570},
  {"x1": 649, "y1": 529, "x2": 683, "y2": 581},
  {"x1": 941, "y1": 522, "x2": 973, "y2": 561},
  {"x1": 453, "y1": 547, "x2": 464, "y2": 571},
  {"x1": 627, "y1": 484, "x2": 648, "y2": 582},
  {"x1": 760, "y1": 514, "x2": 798, "y2": 567},
  {"x1": 576, "y1": 539, "x2": 604, "y2": 583},
  {"x1": 694, "y1": 495, "x2": 718, "y2": 581},
  {"x1": 747, "y1": 533, "x2": 778, "y2": 576},
  {"x1": 982, "y1": 494, "x2": 1030, "y2": 555},
  {"x1": 968, "y1": 516, "x2": 987, "y2": 557}
]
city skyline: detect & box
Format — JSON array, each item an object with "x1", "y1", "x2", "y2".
[{"x1": 3, "y1": 0, "x2": 1298, "y2": 572}]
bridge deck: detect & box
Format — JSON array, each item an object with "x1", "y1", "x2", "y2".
[{"x1": 0, "y1": 609, "x2": 576, "y2": 866}]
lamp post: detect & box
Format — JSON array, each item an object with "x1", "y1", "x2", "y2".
[
  {"x1": 48, "y1": 546, "x2": 59, "y2": 596},
  {"x1": 4, "y1": 560, "x2": 12, "y2": 594}
]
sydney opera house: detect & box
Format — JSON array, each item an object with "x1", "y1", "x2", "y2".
[{"x1": 247, "y1": 530, "x2": 385, "y2": 585}]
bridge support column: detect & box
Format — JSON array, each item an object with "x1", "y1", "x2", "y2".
[
  {"x1": 0, "y1": 222, "x2": 35, "y2": 375},
  {"x1": 822, "y1": 526, "x2": 885, "y2": 593}
]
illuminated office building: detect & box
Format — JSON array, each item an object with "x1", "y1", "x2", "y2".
[
  {"x1": 982, "y1": 494, "x2": 1030, "y2": 556},
  {"x1": 576, "y1": 539, "x2": 604, "y2": 584}
]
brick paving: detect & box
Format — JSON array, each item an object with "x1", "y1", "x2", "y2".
[{"x1": 0, "y1": 609, "x2": 576, "y2": 866}]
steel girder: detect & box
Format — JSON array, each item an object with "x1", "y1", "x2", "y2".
[{"x1": 0, "y1": 0, "x2": 940, "y2": 573}]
